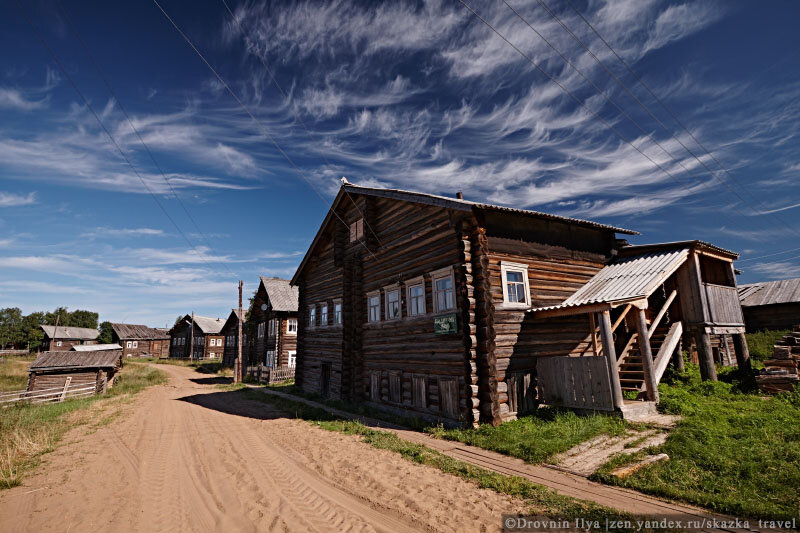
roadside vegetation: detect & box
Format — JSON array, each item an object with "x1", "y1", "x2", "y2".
[
  {"x1": 746, "y1": 329, "x2": 789, "y2": 363},
  {"x1": 0, "y1": 354, "x2": 35, "y2": 391},
  {"x1": 0, "y1": 361, "x2": 166, "y2": 489}
]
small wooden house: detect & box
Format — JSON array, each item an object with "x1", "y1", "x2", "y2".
[
  {"x1": 111, "y1": 323, "x2": 170, "y2": 358},
  {"x1": 168, "y1": 315, "x2": 225, "y2": 359},
  {"x1": 27, "y1": 349, "x2": 123, "y2": 397},
  {"x1": 291, "y1": 183, "x2": 750, "y2": 427},
  {"x1": 245, "y1": 277, "x2": 299, "y2": 369},
  {"x1": 739, "y1": 278, "x2": 800, "y2": 332},
  {"x1": 220, "y1": 309, "x2": 246, "y2": 367},
  {"x1": 40, "y1": 325, "x2": 99, "y2": 351}
]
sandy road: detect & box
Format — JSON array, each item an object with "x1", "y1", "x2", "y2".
[{"x1": 0, "y1": 364, "x2": 524, "y2": 532}]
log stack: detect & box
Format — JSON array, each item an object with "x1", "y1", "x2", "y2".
[{"x1": 755, "y1": 327, "x2": 800, "y2": 394}]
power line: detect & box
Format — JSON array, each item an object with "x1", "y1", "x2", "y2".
[
  {"x1": 14, "y1": 0, "x2": 228, "y2": 279},
  {"x1": 153, "y1": 0, "x2": 380, "y2": 262},
  {"x1": 557, "y1": 0, "x2": 800, "y2": 240},
  {"x1": 736, "y1": 246, "x2": 800, "y2": 263},
  {"x1": 54, "y1": 0, "x2": 237, "y2": 277},
  {"x1": 218, "y1": 0, "x2": 384, "y2": 251}
]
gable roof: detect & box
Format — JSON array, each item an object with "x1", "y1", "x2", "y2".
[
  {"x1": 72, "y1": 344, "x2": 122, "y2": 351},
  {"x1": 619, "y1": 240, "x2": 738, "y2": 259},
  {"x1": 111, "y1": 323, "x2": 170, "y2": 340},
  {"x1": 739, "y1": 278, "x2": 800, "y2": 307},
  {"x1": 292, "y1": 183, "x2": 639, "y2": 284},
  {"x1": 176, "y1": 315, "x2": 225, "y2": 335},
  {"x1": 40, "y1": 325, "x2": 99, "y2": 341},
  {"x1": 259, "y1": 277, "x2": 299, "y2": 312},
  {"x1": 30, "y1": 350, "x2": 121, "y2": 371},
  {"x1": 531, "y1": 248, "x2": 690, "y2": 315},
  {"x1": 221, "y1": 308, "x2": 244, "y2": 331}
]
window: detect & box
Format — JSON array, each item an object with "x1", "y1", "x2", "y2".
[
  {"x1": 132, "y1": 341, "x2": 138, "y2": 348},
  {"x1": 126, "y1": 341, "x2": 132, "y2": 349},
  {"x1": 385, "y1": 286, "x2": 400, "y2": 320},
  {"x1": 500, "y1": 261, "x2": 530, "y2": 307},
  {"x1": 268, "y1": 319, "x2": 276, "y2": 336},
  {"x1": 257, "y1": 322, "x2": 265, "y2": 338},
  {"x1": 209, "y1": 339, "x2": 215, "y2": 347},
  {"x1": 320, "y1": 304, "x2": 329, "y2": 327},
  {"x1": 349, "y1": 218, "x2": 364, "y2": 242},
  {"x1": 406, "y1": 277, "x2": 426, "y2": 317},
  {"x1": 265, "y1": 350, "x2": 276, "y2": 367},
  {"x1": 367, "y1": 292, "x2": 381, "y2": 322},
  {"x1": 389, "y1": 372, "x2": 401, "y2": 403},
  {"x1": 287, "y1": 318, "x2": 298, "y2": 334},
  {"x1": 288, "y1": 350, "x2": 297, "y2": 368},
  {"x1": 56, "y1": 341, "x2": 62, "y2": 347},
  {"x1": 308, "y1": 305, "x2": 317, "y2": 328},
  {"x1": 439, "y1": 377, "x2": 459, "y2": 418},
  {"x1": 333, "y1": 300, "x2": 342, "y2": 325},
  {"x1": 209, "y1": 352, "x2": 215, "y2": 358},
  {"x1": 412, "y1": 375, "x2": 427, "y2": 408},
  {"x1": 431, "y1": 267, "x2": 455, "y2": 312}
]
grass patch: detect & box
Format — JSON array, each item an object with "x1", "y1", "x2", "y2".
[
  {"x1": 0, "y1": 355, "x2": 35, "y2": 392},
  {"x1": 429, "y1": 408, "x2": 629, "y2": 465},
  {"x1": 746, "y1": 329, "x2": 789, "y2": 362},
  {"x1": 241, "y1": 388, "x2": 648, "y2": 530},
  {"x1": 594, "y1": 364, "x2": 800, "y2": 522},
  {"x1": 0, "y1": 362, "x2": 166, "y2": 490}
]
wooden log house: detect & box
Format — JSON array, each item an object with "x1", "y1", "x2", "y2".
[
  {"x1": 111, "y1": 323, "x2": 170, "y2": 358},
  {"x1": 168, "y1": 315, "x2": 225, "y2": 359},
  {"x1": 220, "y1": 309, "x2": 246, "y2": 367},
  {"x1": 738, "y1": 278, "x2": 800, "y2": 332},
  {"x1": 40, "y1": 325, "x2": 99, "y2": 351},
  {"x1": 27, "y1": 348, "x2": 123, "y2": 396},
  {"x1": 245, "y1": 277, "x2": 299, "y2": 370},
  {"x1": 291, "y1": 182, "x2": 750, "y2": 427}
]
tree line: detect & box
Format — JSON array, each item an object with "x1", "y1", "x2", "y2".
[{"x1": 0, "y1": 307, "x2": 113, "y2": 351}]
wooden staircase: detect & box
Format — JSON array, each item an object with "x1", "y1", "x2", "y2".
[{"x1": 617, "y1": 321, "x2": 683, "y2": 394}]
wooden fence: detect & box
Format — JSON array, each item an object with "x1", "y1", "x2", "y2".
[
  {"x1": 536, "y1": 356, "x2": 614, "y2": 411},
  {"x1": 0, "y1": 380, "x2": 99, "y2": 407},
  {"x1": 0, "y1": 349, "x2": 29, "y2": 356},
  {"x1": 245, "y1": 365, "x2": 295, "y2": 384}
]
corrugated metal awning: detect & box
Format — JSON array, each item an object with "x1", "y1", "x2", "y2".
[{"x1": 531, "y1": 248, "x2": 689, "y2": 315}]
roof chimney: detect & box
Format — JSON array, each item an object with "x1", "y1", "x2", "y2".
[{"x1": 456, "y1": 191, "x2": 463, "y2": 200}]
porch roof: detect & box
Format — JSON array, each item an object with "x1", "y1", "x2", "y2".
[{"x1": 530, "y1": 248, "x2": 689, "y2": 316}]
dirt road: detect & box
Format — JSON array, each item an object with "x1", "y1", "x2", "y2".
[{"x1": 0, "y1": 364, "x2": 524, "y2": 532}]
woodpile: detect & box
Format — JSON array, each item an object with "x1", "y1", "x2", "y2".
[{"x1": 756, "y1": 327, "x2": 800, "y2": 394}]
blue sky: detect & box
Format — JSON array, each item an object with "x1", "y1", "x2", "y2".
[{"x1": 1, "y1": 0, "x2": 799, "y2": 327}]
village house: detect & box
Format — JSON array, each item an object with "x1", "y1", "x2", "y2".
[
  {"x1": 220, "y1": 309, "x2": 246, "y2": 367},
  {"x1": 738, "y1": 277, "x2": 800, "y2": 332},
  {"x1": 40, "y1": 325, "x2": 99, "y2": 351},
  {"x1": 111, "y1": 323, "x2": 170, "y2": 358},
  {"x1": 291, "y1": 182, "x2": 750, "y2": 427},
  {"x1": 169, "y1": 315, "x2": 225, "y2": 359},
  {"x1": 245, "y1": 277, "x2": 299, "y2": 370}
]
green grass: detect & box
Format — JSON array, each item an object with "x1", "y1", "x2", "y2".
[
  {"x1": 0, "y1": 355, "x2": 35, "y2": 391},
  {"x1": 594, "y1": 364, "x2": 800, "y2": 522},
  {"x1": 241, "y1": 388, "x2": 651, "y2": 530},
  {"x1": 0, "y1": 362, "x2": 166, "y2": 490},
  {"x1": 746, "y1": 329, "x2": 790, "y2": 362}
]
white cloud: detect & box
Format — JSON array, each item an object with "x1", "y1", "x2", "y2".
[{"x1": 0, "y1": 191, "x2": 37, "y2": 207}]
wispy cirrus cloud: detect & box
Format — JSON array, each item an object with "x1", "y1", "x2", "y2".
[{"x1": 0, "y1": 191, "x2": 37, "y2": 207}]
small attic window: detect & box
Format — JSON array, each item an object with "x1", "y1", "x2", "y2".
[{"x1": 349, "y1": 218, "x2": 364, "y2": 242}]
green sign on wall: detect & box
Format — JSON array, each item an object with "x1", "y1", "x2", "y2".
[{"x1": 434, "y1": 313, "x2": 458, "y2": 335}]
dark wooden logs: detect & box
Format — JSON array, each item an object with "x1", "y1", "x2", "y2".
[
  {"x1": 600, "y1": 311, "x2": 624, "y2": 409},
  {"x1": 633, "y1": 308, "x2": 659, "y2": 402}
]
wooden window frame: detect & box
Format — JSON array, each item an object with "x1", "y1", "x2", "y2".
[
  {"x1": 431, "y1": 266, "x2": 456, "y2": 314},
  {"x1": 500, "y1": 261, "x2": 531, "y2": 308},
  {"x1": 265, "y1": 350, "x2": 276, "y2": 368},
  {"x1": 405, "y1": 276, "x2": 426, "y2": 317},
  {"x1": 349, "y1": 218, "x2": 364, "y2": 242},
  {"x1": 286, "y1": 318, "x2": 298, "y2": 334},
  {"x1": 384, "y1": 284, "x2": 401, "y2": 321},
  {"x1": 287, "y1": 350, "x2": 297, "y2": 368},
  {"x1": 268, "y1": 318, "x2": 276, "y2": 336},
  {"x1": 320, "y1": 303, "x2": 329, "y2": 327},
  {"x1": 332, "y1": 299, "x2": 343, "y2": 326},
  {"x1": 308, "y1": 305, "x2": 317, "y2": 329},
  {"x1": 367, "y1": 291, "x2": 381, "y2": 323},
  {"x1": 257, "y1": 321, "x2": 265, "y2": 338}
]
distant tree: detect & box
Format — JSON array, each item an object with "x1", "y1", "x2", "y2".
[
  {"x1": 69, "y1": 310, "x2": 99, "y2": 329},
  {"x1": 21, "y1": 312, "x2": 45, "y2": 351},
  {"x1": 44, "y1": 307, "x2": 70, "y2": 329},
  {"x1": 98, "y1": 321, "x2": 114, "y2": 344},
  {"x1": 0, "y1": 307, "x2": 24, "y2": 348},
  {"x1": 174, "y1": 315, "x2": 184, "y2": 327}
]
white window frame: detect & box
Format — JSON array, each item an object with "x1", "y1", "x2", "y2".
[
  {"x1": 286, "y1": 318, "x2": 298, "y2": 334},
  {"x1": 500, "y1": 261, "x2": 531, "y2": 308},
  {"x1": 265, "y1": 349, "x2": 276, "y2": 367},
  {"x1": 320, "y1": 303, "x2": 329, "y2": 327},
  {"x1": 288, "y1": 350, "x2": 297, "y2": 368},
  {"x1": 367, "y1": 291, "x2": 381, "y2": 323},
  {"x1": 308, "y1": 305, "x2": 317, "y2": 328},
  {"x1": 132, "y1": 341, "x2": 138, "y2": 348},
  {"x1": 405, "y1": 276, "x2": 426, "y2": 317},
  {"x1": 384, "y1": 284, "x2": 401, "y2": 321},
  {"x1": 431, "y1": 266, "x2": 456, "y2": 313},
  {"x1": 126, "y1": 341, "x2": 132, "y2": 349},
  {"x1": 56, "y1": 341, "x2": 62, "y2": 347},
  {"x1": 349, "y1": 218, "x2": 364, "y2": 242},
  {"x1": 333, "y1": 299, "x2": 343, "y2": 326},
  {"x1": 257, "y1": 322, "x2": 265, "y2": 338},
  {"x1": 268, "y1": 318, "x2": 276, "y2": 336},
  {"x1": 209, "y1": 352, "x2": 216, "y2": 358}
]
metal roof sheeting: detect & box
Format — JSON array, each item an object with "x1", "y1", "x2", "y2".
[
  {"x1": 71, "y1": 344, "x2": 122, "y2": 351},
  {"x1": 40, "y1": 325, "x2": 99, "y2": 340},
  {"x1": 531, "y1": 248, "x2": 689, "y2": 313},
  {"x1": 739, "y1": 278, "x2": 800, "y2": 307}
]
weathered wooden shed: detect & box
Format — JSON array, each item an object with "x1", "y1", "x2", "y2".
[
  {"x1": 738, "y1": 278, "x2": 800, "y2": 332},
  {"x1": 291, "y1": 183, "x2": 750, "y2": 427},
  {"x1": 245, "y1": 277, "x2": 299, "y2": 369},
  {"x1": 40, "y1": 325, "x2": 99, "y2": 351},
  {"x1": 27, "y1": 349, "x2": 123, "y2": 397},
  {"x1": 111, "y1": 323, "x2": 170, "y2": 358},
  {"x1": 169, "y1": 315, "x2": 225, "y2": 359}
]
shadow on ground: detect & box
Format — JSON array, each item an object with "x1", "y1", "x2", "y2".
[{"x1": 189, "y1": 376, "x2": 233, "y2": 385}]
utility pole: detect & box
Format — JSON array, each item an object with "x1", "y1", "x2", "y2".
[
  {"x1": 190, "y1": 312, "x2": 195, "y2": 360},
  {"x1": 50, "y1": 314, "x2": 60, "y2": 351},
  {"x1": 236, "y1": 280, "x2": 243, "y2": 384}
]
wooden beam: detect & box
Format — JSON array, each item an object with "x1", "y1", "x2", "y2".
[
  {"x1": 694, "y1": 329, "x2": 718, "y2": 381},
  {"x1": 648, "y1": 289, "x2": 677, "y2": 338},
  {"x1": 599, "y1": 310, "x2": 624, "y2": 409},
  {"x1": 611, "y1": 304, "x2": 632, "y2": 334},
  {"x1": 733, "y1": 332, "x2": 752, "y2": 372},
  {"x1": 633, "y1": 308, "x2": 659, "y2": 402},
  {"x1": 589, "y1": 313, "x2": 599, "y2": 356},
  {"x1": 532, "y1": 302, "x2": 611, "y2": 319}
]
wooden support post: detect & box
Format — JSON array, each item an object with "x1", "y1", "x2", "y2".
[
  {"x1": 589, "y1": 313, "x2": 599, "y2": 356},
  {"x1": 190, "y1": 312, "x2": 195, "y2": 360},
  {"x1": 672, "y1": 342, "x2": 685, "y2": 371},
  {"x1": 694, "y1": 329, "x2": 718, "y2": 381},
  {"x1": 733, "y1": 332, "x2": 752, "y2": 372},
  {"x1": 633, "y1": 308, "x2": 659, "y2": 402},
  {"x1": 599, "y1": 311, "x2": 624, "y2": 409},
  {"x1": 236, "y1": 280, "x2": 243, "y2": 384},
  {"x1": 59, "y1": 376, "x2": 72, "y2": 402}
]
